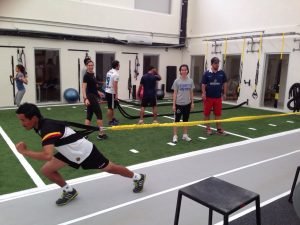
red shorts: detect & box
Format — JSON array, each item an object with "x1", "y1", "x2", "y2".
[{"x1": 203, "y1": 97, "x2": 222, "y2": 116}]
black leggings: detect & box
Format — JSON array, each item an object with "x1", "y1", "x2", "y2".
[{"x1": 175, "y1": 103, "x2": 191, "y2": 122}]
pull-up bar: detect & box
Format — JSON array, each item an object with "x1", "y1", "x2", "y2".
[{"x1": 203, "y1": 32, "x2": 300, "y2": 42}]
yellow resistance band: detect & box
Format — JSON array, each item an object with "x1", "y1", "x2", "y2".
[{"x1": 109, "y1": 112, "x2": 299, "y2": 131}]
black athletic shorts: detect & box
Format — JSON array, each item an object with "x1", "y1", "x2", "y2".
[
  {"x1": 175, "y1": 103, "x2": 191, "y2": 122},
  {"x1": 86, "y1": 94, "x2": 102, "y2": 120},
  {"x1": 141, "y1": 96, "x2": 157, "y2": 107},
  {"x1": 54, "y1": 145, "x2": 109, "y2": 170},
  {"x1": 105, "y1": 92, "x2": 117, "y2": 109}
]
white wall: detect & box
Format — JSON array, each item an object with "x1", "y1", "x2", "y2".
[
  {"x1": 185, "y1": 0, "x2": 300, "y2": 111},
  {"x1": 188, "y1": 0, "x2": 300, "y2": 37},
  {"x1": 0, "y1": 36, "x2": 181, "y2": 107},
  {"x1": 0, "y1": 0, "x2": 181, "y2": 44}
]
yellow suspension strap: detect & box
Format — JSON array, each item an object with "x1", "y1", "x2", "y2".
[
  {"x1": 274, "y1": 33, "x2": 285, "y2": 108},
  {"x1": 237, "y1": 38, "x2": 246, "y2": 97},
  {"x1": 252, "y1": 33, "x2": 263, "y2": 99}
]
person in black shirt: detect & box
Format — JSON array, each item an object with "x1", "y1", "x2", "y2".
[
  {"x1": 137, "y1": 66, "x2": 161, "y2": 124},
  {"x1": 15, "y1": 103, "x2": 146, "y2": 206},
  {"x1": 82, "y1": 60, "x2": 107, "y2": 140}
]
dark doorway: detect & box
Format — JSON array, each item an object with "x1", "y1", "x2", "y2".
[
  {"x1": 263, "y1": 54, "x2": 289, "y2": 108},
  {"x1": 223, "y1": 55, "x2": 241, "y2": 102},
  {"x1": 191, "y1": 55, "x2": 205, "y2": 96},
  {"x1": 35, "y1": 50, "x2": 61, "y2": 102}
]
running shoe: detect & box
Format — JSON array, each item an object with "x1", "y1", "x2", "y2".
[
  {"x1": 138, "y1": 119, "x2": 144, "y2": 124},
  {"x1": 108, "y1": 120, "x2": 118, "y2": 126},
  {"x1": 182, "y1": 135, "x2": 192, "y2": 142},
  {"x1": 97, "y1": 134, "x2": 108, "y2": 140},
  {"x1": 56, "y1": 189, "x2": 78, "y2": 206},
  {"x1": 206, "y1": 128, "x2": 213, "y2": 135},
  {"x1": 216, "y1": 129, "x2": 227, "y2": 136},
  {"x1": 152, "y1": 120, "x2": 159, "y2": 123},
  {"x1": 133, "y1": 174, "x2": 146, "y2": 193},
  {"x1": 112, "y1": 118, "x2": 120, "y2": 125},
  {"x1": 172, "y1": 135, "x2": 178, "y2": 143}
]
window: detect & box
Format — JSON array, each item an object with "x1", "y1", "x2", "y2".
[{"x1": 135, "y1": 0, "x2": 171, "y2": 14}]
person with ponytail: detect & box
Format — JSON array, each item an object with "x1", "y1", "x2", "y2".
[{"x1": 14, "y1": 64, "x2": 28, "y2": 106}]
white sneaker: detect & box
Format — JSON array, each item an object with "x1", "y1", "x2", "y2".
[
  {"x1": 172, "y1": 135, "x2": 178, "y2": 143},
  {"x1": 138, "y1": 120, "x2": 144, "y2": 124},
  {"x1": 182, "y1": 135, "x2": 192, "y2": 142}
]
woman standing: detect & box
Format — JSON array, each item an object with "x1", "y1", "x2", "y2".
[
  {"x1": 82, "y1": 60, "x2": 107, "y2": 140},
  {"x1": 172, "y1": 64, "x2": 195, "y2": 143},
  {"x1": 14, "y1": 64, "x2": 28, "y2": 106}
]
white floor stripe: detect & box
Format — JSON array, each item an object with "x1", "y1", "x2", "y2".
[
  {"x1": 198, "y1": 137, "x2": 207, "y2": 140},
  {"x1": 268, "y1": 123, "x2": 277, "y2": 127},
  {"x1": 167, "y1": 142, "x2": 176, "y2": 146},
  {"x1": 56, "y1": 148, "x2": 300, "y2": 225},
  {"x1": 248, "y1": 127, "x2": 257, "y2": 130},
  {"x1": 287, "y1": 120, "x2": 294, "y2": 124},
  {"x1": 0, "y1": 126, "x2": 45, "y2": 187},
  {"x1": 129, "y1": 149, "x2": 139, "y2": 153}
]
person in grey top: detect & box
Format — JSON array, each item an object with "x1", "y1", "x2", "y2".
[
  {"x1": 171, "y1": 64, "x2": 195, "y2": 143},
  {"x1": 13, "y1": 64, "x2": 28, "y2": 106}
]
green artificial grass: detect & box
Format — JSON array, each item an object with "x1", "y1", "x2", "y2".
[{"x1": 0, "y1": 102, "x2": 299, "y2": 195}]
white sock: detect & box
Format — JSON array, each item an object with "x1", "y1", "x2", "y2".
[
  {"x1": 183, "y1": 134, "x2": 188, "y2": 137},
  {"x1": 62, "y1": 184, "x2": 74, "y2": 192},
  {"x1": 133, "y1": 173, "x2": 141, "y2": 181}
]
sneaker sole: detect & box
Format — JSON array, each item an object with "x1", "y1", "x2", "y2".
[{"x1": 56, "y1": 192, "x2": 78, "y2": 206}]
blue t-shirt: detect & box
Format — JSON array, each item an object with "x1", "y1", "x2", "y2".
[
  {"x1": 202, "y1": 70, "x2": 227, "y2": 98},
  {"x1": 140, "y1": 73, "x2": 161, "y2": 98},
  {"x1": 16, "y1": 72, "x2": 25, "y2": 91}
]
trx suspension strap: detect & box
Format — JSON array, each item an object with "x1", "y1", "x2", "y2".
[
  {"x1": 274, "y1": 33, "x2": 285, "y2": 108},
  {"x1": 9, "y1": 56, "x2": 16, "y2": 105},
  {"x1": 252, "y1": 33, "x2": 263, "y2": 99},
  {"x1": 134, "y1": 54, "x2": 140, "y2": 80},
  {"x1": 237, "y1": 39, "x2": 246, "y2": 98},
  {"x1": 17, "y1": 48, "x2": 22, "y2": 65},
  {"x1": 204, "y1": 42, "x2": 208, "y2": 72},
  {"x1": 77, "y1": 58, "x2": 81, "y2": 101},
  {"x1": 17, "y1": 48, "x2": 28, "y2": 76},
  {"x1": 128, "y1": 60, "x2": 132, "y2": 99},
  {"x1": 222, "y1": 38, "x2": 228, "y2": 69},
  {"x1": 21, "y1": 49, "x2": 26, "y2": 69}
]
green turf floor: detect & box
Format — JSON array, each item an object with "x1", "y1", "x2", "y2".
[{"x1": 0, "y1": 102, "x2": 299, "y2": 195}]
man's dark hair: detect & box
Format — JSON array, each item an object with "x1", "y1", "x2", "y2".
[
  {"x1": 211, "y1": 57, "x2": 220, "y2": 65},
  {"x1": 84, "y1": 57, "x2": 91, "y2": 65},
  {"x1": 148, "y1": 65, "x2": 155, "y2": 72},
  {"x1": 16, "y1": 103, "x2": 42, "y2": 119},
  {"x1": 179, "y1": 64, "x2": 189, "y2": 73},
  {"x1": 111, "y1": 60, "x2": 120, "y2": 69}
]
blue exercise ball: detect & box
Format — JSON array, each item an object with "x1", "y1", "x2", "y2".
[{"x1": 64, "y1": 88, "x2": 79, "y2": 103}]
